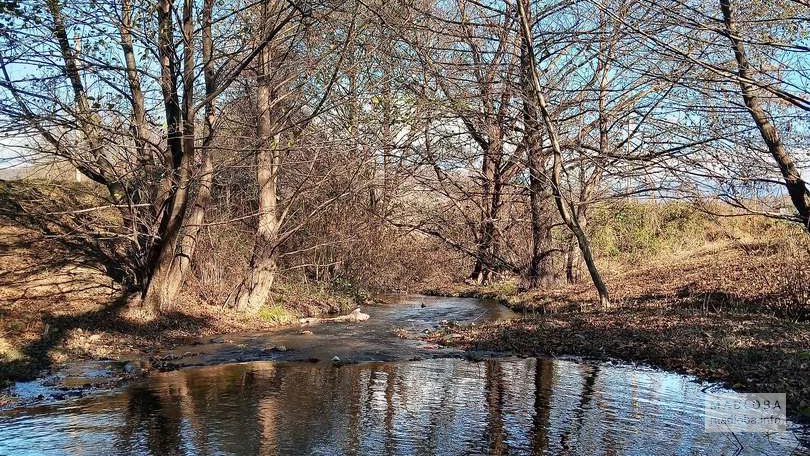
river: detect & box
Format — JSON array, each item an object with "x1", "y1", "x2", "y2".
[{"x1": 0, "y1": 295, "x2": 807, "y2": 455}]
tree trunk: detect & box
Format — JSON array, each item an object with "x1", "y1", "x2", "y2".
[
  {"x1": 527, "y1": 167, "x2": 556, "y2": 288},
  {"x1": 118, "y1": 0, "x2": 150, "y2": 175},
  {"x1": 141, "y1": 0, "x2": 194, "y2": 312},
  {"x1": 381, "y1": 53, "x2": 393, "y2": 213},
  {"x1": 517, "y1": 0, "x2": 610, "y2": 307},
  {"x1": 232, "y1": 14, "x2": 280, "y2": 313},
  {"x1": 46, "y1": 0, "x2": 154, "y2": 288},
  {"x1": 520, "y1": 13, "x2": 556, "y2": 288},
  {"x1": 162, "y1": 0, "x2": 217, "y2": 304},
  {"x1": 720, "y1": 0, "x2": 810, "y2": 230},
  {"x1": 565, "y1": 208, "x2": 589, "y2": 284},
  {"x1": 469, "y1": 128, "x2": 502, "y2": 284},
  {"x1": 470, "y1": 157, "x2": 492, "y2": 284},
  {"x1": 117, "y1": 0, "x2": 155, "y2": 285},
  {"x1": 232, "y1": 131, "x2": 280, "y2": 313},
  {"x1": 564, "y1": 234, "x2": 578, "y2": 284}
]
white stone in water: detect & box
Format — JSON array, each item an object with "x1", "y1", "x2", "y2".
[
  {"x1": 349, "y1": 308, "x2": 370, "y2": 322},
  {"x1": 298, "y1": 308, "x2": 370, "y2": 325},
  {"x1": 331, "y1": 356, "x2": 341, "y2": 362}
]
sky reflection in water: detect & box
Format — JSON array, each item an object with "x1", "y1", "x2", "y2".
[{"x1": 0, "y1": 357, "x2": 807, "y2": 455}]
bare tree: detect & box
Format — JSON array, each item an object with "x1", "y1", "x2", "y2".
[
  {"x1": 719, "y1": 0, "x2": 809, "y2": 230},
  {"x1": 517, "y1": 0, "x2": 611, "y2": 306},
  {"x1": 231, "y1": 0, "x2": 358, "y2": 312}
]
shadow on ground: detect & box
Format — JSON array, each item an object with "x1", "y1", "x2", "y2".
[{"x1": 0, "y1": 180, "x2": 219, "y2": 385}]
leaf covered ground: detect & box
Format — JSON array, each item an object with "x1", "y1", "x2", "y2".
[{"x1": 425, "y1": 240, "x2": 810, "y2": 418}]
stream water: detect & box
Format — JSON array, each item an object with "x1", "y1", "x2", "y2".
[{"x1": 0, "y1": 295, "x2": 807, "y2": 455}]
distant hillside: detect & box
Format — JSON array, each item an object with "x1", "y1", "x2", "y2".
[{"x1": 0, "y1": 162, "x2": 86, "y2": 182}]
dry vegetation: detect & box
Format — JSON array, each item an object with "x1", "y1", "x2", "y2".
[
  {"x1": 425, "y1": 203, "x2": 810, "y2": 416},
  {"x1": 3, "y1": 177, "x2": 807, "y2": 418},
  {"x1": 0, "y1": 182, "x2": 365, "y2": 385},
  {"x1": 0, "y1": 0, "x2": 809, "y2": 430}
]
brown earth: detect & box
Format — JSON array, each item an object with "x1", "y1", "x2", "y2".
[
  {"x1": 425, "y1": 240, "x2": 810, "y2": 418},
  {"x1": 0, "y1": 222, "x2": 355, "y2": 388}
]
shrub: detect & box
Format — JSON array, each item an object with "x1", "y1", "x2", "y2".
[{"x1": 257, "y1": 305, "x2": 296, "y2": 325}]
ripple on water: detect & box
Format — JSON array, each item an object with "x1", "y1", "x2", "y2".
[{"x1": 0, "y1": 357, "x2": 807, "y2": 456}]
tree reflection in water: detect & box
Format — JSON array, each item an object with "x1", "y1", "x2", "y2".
[{"x1": 0, "y1": 358, "x2": 806, "y2": 455}]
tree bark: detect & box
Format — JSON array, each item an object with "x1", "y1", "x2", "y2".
[
  {"x1": 381, "y1": 50, "x2": 393, "y2": 213},
  {"x1": 232, "y1": 2, "x2": 281, "y2": 313},
  {"x1": 118, "y1": 0, "x2": 150, "y2": 174},
  {"x1": 470, "y1": 131, "x2": 499, "y2": 284},
  {"x1": 232, "y1": 127, "x2": 280, "y2": 313},
  {"x1": 141, "y1": 0, "x2": 195, "y2": 312},
  {"x1": 520, "y1": 3, "x2": 556, "y2": 288},
  {"x1": 564, "y1": 234, "x2": 578, "y2": 284},
  {"x1": 517, "y1": 0, "x2": 610, "y2": 307},
  {"x1": 163, "y1": 0, "x2": 217, "y2": 303},
  {"x1": 720, "y1": 0, "x2": 810, "y2": 230},
  {"x1": 117, "y1": 0, "x2": 156, "y2": 285}
]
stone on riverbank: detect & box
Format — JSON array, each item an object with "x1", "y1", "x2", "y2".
[{"x1": 300, "y1": 308, "x2": 370, "y2": 325}]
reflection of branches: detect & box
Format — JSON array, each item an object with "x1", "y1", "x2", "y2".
[{"x1": 559, "y1": 364, "x2": 600, "y2": 451}]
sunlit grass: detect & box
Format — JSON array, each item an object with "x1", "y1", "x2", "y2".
[
  {"x1": 257, "y1": 305, "x2": 296, "y2": 325},
  {"x1": 0, "y1": 337, "x2": 23, "y2": 363}
]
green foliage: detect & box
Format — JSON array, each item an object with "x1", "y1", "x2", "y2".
[
  {"x1": 257, "y1": 305, "x2": 296, "y2": 325},
  {"x1": 590, "y1": 201, "x2": 717, "y2": 259}
]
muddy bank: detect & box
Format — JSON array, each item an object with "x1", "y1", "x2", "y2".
[
  {"x1": 1, "y1": 295, "x2": 516, "y2": 407},
  {"x1": 0, "y1": 236, "x2": 362, "y2": 390},
  {"x1": 425, "y1": 306, "x2": 810, "y2": 419},
  {"x1": 0, "y1": 297, "x2": 347, "y2": 392}
]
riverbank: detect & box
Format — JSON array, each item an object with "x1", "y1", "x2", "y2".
[
  {"x1": 0, "y1": 181, "x2": 373, "y2": 389},
  {"x1": 0, "y1": 285, "x2": 361, "y2": 392},
  {"x1": 0, "y1": 221, "x2": 362, "y2": 388},
  {"x1": 424, "y1": 240, "x2": 810, "y2": 418}
]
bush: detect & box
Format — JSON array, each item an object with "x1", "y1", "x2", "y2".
[
  {"x1": 588, "y1": 200, "x2": 784, "y2": 260},
  {"x1": 257, "y1": 305, "x2": 296, "y2": 325}
]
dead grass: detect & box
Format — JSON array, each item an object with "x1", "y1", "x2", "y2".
[
  {"x1": 427, "y1": 237, "x2": 810, "y2": 318},
  {"x1": 425, "y1": 238, "x2": 810, "y2": 417},
  {"x1": 0, "y1": 219, "x2": 360, "y2": 387}
]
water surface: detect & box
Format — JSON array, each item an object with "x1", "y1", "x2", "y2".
[
  {"x1": 150, "y1": 295, "x2": 518, "y2": 368},
  {"x1": 1, "y1": 295, "x2": 807, "y2": 455},
  {"x1": 1, "y1": 358, "x2": 807, "y2": 455}
]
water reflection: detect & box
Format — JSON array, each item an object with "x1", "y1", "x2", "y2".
[{"x1": 0, "y1": 358, "x2": 806, "y2": 455}]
